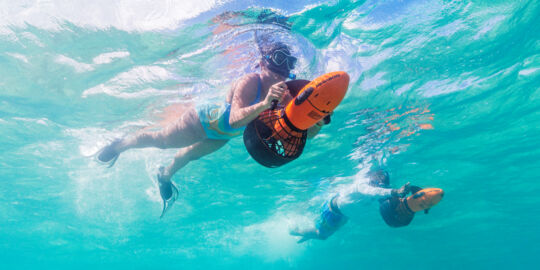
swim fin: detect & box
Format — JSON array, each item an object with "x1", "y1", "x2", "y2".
[
  {"x1": 95, "y1": 139, "x2": 121, "y2": 168},
  {"x1": 157, "y1": 167, "x2": 179, "y2": 218}
]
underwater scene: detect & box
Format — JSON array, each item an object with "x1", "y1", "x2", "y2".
[{"x1": 1, "y1": 0, "x2": 539, "y2": 269}]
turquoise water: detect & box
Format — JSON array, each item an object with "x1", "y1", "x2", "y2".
[{"x1": 1, "y1": 0, "x2": 539, "y2": 269}]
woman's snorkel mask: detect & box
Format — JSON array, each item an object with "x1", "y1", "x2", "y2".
[{"x1": 262, "y1": 44, "x2": 297, "y2": 79}]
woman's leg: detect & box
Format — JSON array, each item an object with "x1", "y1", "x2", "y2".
[
  {"x1": 157, "y1": 139, "x2": 228, "y2": 215},
  {"x1": 160, "y1": 139, "x2": 229, "y2": 182},
  {"x1": 119, "y1": 109, "x2": 206, "y2": 151},
  {"x1": 98, "y1": 108, "x2": 206, "y2": 163}
]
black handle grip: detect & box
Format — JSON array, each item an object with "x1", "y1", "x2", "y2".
[
  {"x1": 271, "y1": 99, "x2": 278, "y2": 110},
  {"x1": 323, "y1": 115, "x2": 331, "y2": 125}
]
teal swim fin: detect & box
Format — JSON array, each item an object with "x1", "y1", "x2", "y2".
[
  {"x1": 160, "y1": 183, "x2": 178, "y2": 218},
  {"x1": 157, "y1": 167, "x2": 179, "y2": 218},
  {"x1": 95, "y1": 139, "x2": 121, "y2": 168}
]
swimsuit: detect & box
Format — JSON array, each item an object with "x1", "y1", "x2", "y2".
[
  {"x1": 315, "y1": 196, "x2": 349, "y2": 238},
  {"x1": 196, "y1": 77, "x2": 262, "y2": 140}
]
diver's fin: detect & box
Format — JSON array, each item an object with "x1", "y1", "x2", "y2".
[
  {"x1": 157, "y1": 167, "x2": 179, "y2": 218},
  {"x1": 95, "y1": 139, "x2": 121, "y2": 168},
  {"x1": 410, "y1": 185, "x2": 423, "y2": 194},
  {"x1": 160, "y1": 183, "x2": 178, "y2": 219},
  {"x1": 95, "y1": 153, "x2": 118, "y2": 168}
]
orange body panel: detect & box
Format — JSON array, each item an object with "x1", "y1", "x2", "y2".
[
  {"x1": 406, "y1": 188, "x2": 444, "y2": 212},
  {"x1": 283, "y1": 71, "x2": 349, "y2": 130}
]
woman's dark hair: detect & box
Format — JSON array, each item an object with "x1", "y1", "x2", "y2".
[{"x1": 368, "y1": 169, "x2": 390, "y2": 188}]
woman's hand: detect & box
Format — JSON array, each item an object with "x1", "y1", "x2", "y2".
[
  {"x1": 263, "y1": 81, "x2": 288, "y2": 108},
  {"x1": 392, "y1": 182, "x2": 411, "y2": 198}
]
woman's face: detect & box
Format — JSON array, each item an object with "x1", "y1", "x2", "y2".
[{"x1": 261, "y1": 63, "x2": 287, "y2": 81}]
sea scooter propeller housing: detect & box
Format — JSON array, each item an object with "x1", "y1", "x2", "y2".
[
  {"x1": 379, "y1": 188, "x2": 444, "y2": 227},
  {"x1": 243, "y1": 71, "x2": 350, "y2": 168}
]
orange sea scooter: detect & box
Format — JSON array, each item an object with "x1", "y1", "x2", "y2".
[
  {"x1": 243, "y1": 71, "x2": 350, "y2": 167},
  {"x1": 379, "y1": 187, "x2": 444, "y2": 227}
]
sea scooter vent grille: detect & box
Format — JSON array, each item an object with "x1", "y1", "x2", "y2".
[{"x1": 243, "y1": 106, "x2": 307, "y2": 168}]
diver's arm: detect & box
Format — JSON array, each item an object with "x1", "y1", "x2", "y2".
[
  {"x1": 306, "y1": 120, "x2": 324, "y2": 139},
  {"x1": 391, "y1": 182, "x2": 410, "y2": 198},
  {"x1": 354, "y1": 182, "x2": 393, "y2": 199},
  {"x1": 290, "y1": 226, "x2": 322, "y2": 243},
  {"x1": 229, "y1": 76, "x2": 287, "y2": 129},
  {"x1": 307, "y1": 113, "x2": 331, "y2": 139},
  {"x1": 358, "y1": 182, "x2": 410, "y2": 199}
]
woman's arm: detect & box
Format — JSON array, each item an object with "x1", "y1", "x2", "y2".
[
  {"x1": 306, "y1": 120, "x2": 324, "y2": 139},
  {"x1": 228, "y1": 75, "x2": 287, "y2": 129}
]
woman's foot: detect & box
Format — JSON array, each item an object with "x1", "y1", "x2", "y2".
[
  {"x1": 96, "y1": 139, "x2": 122, "y2": 167},
  {"x1": 289, "y1": 226, "x2": 318, "y2": 243},
  {"x1": 157, "y1": 167, "x2": 172, "y2": 200},
  {"x1": 157, "y1": 167, "x2": 178, "y2": 218}
]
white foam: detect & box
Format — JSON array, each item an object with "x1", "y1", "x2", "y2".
[
  {"x1": 178, "y1": 44, "x2": 214, "y2": 60},
  {"x1": 359, "y1": 71, "x2": 387, "y2": 91},
  {"x1": 84, "y1": 86, "x2": 177, "y2": 99},
  {"x1": 343, "y1": 10, "x2": 385, "y2": 31},
  {"x1": 12, "y1": 117, "x2": 50, "y2": 125},
  {"x1": 518, "y1": 68, "x2": 540, "y2": 76},
  {"x1": 0, "y1": 27, "x2": 15, "y2": 38},
  {"x1": 6, "y1": 52, "x2": 29, "y2": 63},
  {"x1": 20, "y1": 31, "x2": 45, "y2": 47},
  {"x1": 82, "y1": 65, "x2": 176, "y2": 98},
  {"x1": 418, "y1": 75, "x2": 484, "y2": 97},
  {"x1": 230, "y1": 212, "x2": 307, "y2": 262},
  {"x1": 399, "y1": 35, "x2": 429, "y2": 54},
  {"x1": 356, "y1": 48, "x2": 392, "y2": 72},
  {"x1": 0, "y1": 0, "x2": 228, "y2": 33},
  {"x1": 395, "y1": 82, "x2": 414, "y2": 96},
  {"x1": 92, "y1": 51, "x2": 130, "y2": 65},
  {"x1": 473, "y1": 15, "x2": 505, "y2": 40},
  {"x1": 434, "y1": 19, "x2": 466, "y2": 37},
  {"x1": 55, "y1": 54, "x2": 94, "y2": 73},
  {"x1": 55, "y1": 51, "x2": 131, "y2": 74},
  {"x1": 321, "y1": 33, "x2": 363, "y2": 83}
]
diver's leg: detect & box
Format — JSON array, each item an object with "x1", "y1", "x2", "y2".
[
  {"x1": 160, "y1": 139, "x2": 229, "y2": 182},
  {"x1": 120, "y1": 109, "x2": 205, "y2": 150},
  {"x1": 157, "y1": 139, "x2": 228, "y2": 202},
  {"x1": 157, "y1": 139, "x2": 228, "y2": 217},
  {"x1": 98, "y1": 109, "x2": 206, "y2": 163},
  {"x1": 290, "y1": 226, "x2": 322, "y2": 243}
]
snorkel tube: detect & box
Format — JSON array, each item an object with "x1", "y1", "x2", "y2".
[
  {"x1": 379, "y1": 187, "x2": 444, "y2": 227},
  {"x1": 243, "y1": 71, "x2": 349, "y2": 167}
]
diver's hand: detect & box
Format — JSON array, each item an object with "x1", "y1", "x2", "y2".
[
  {"x1": 392, "y1": 182, "x2": 411, "y2": 198},
  {"x1": 290, "y1": 227, "x2": 318, "y2": 243},
  {"x1": 322, "y1": 111, "x2": 333, "y2": 125},
  {"x1": 263, "y1": 81, "x2": 288, "y2": 108},
  {"x1": 310, "y1": 112, "x2": 332, "y2": 133},
  {"x1": 307, "y1": 119, "x2": 324, "y2": 139}
]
